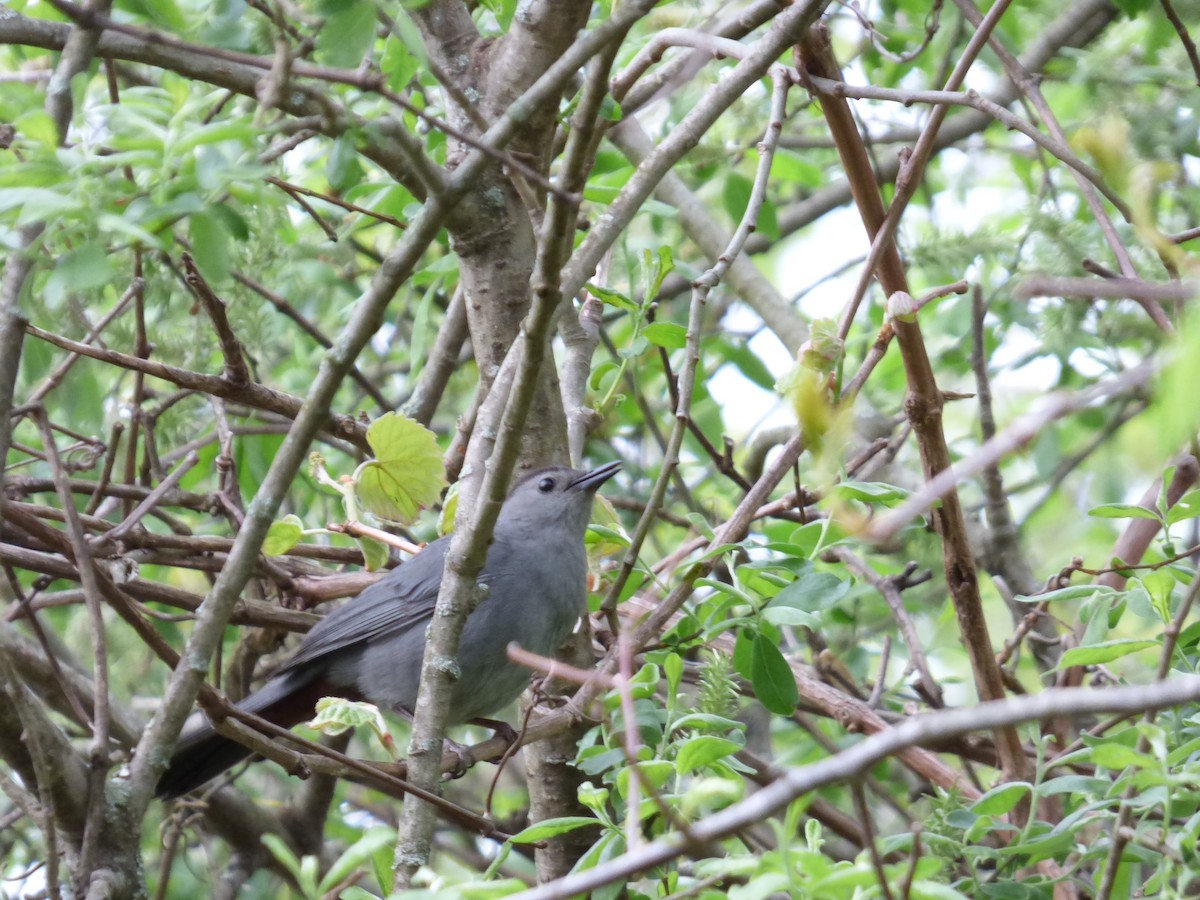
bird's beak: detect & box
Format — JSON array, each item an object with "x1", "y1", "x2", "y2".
[{"x1": 569, "y1": 460, "x2": 621, "y2": 492}]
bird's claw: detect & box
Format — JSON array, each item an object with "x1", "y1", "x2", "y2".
[{"x1": 441, "y1": 737, "x2": 473, "y2": 780}]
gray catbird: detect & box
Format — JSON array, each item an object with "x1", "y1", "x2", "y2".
[{"x1": 156, "y1": 461, "x2": 620, "y2": 798}]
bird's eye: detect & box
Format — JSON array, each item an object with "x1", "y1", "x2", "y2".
[{"x1": 537, "y1": 477, "x2": 556, "y2": 493}]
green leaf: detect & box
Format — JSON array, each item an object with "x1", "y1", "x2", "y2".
[
  {"x1": 643, "y1": 322, "x2": 687, "y2": 350},
  {"x1": 1141, "y1": 570, "x2": 1176, "y2": 623},
  {"x1": 353, "y1": 412, "x2": 446, "y2": 524},
  {"x1": 732, "y1": 628, "x2": 754, "y2": 680},
  {"x1": 599, "y1": 94, "x2": 622, "y2": 122},
  {"x1": 0, "y1": 187, "x2": 78, "y2": 223},
  {"x1": 317, "y1": 1, "x2": 378, "y2": 68},
  {"x1": 16, "y1": 109, "x2": 58, "y2": 150},
  {"x1": 381, "y1": 34, "x2": 420, "y2": 91},
  {"x1": 477, "y1": 0, "x2": 519, "y2": 31},
  {"x1": 261, "y1": 835, "x2": 312, "y2": 894},
  {"x1": 714, "y1": 338, "x2": 775, "y2": 390},
  {"x1": 757, "y1": 196, "x2": 779, "y2": 241},
  {"x1": 318, "y1": 827, "x2": 396, "y2": 894},
  {"x1": 663, "y1": 652, "x2": 683, "y2": 695},
  {"x1": 307, "y1": 697, "x2": 389, "y2": 737},
  {"x1": 909, "y1": 883, "x2": 972, "y2": 900},
  {"x1": 585, "y1": 524, "x2": 630, "y2": 555},
  {"x1": 834, "y1": 481, "x2": 910, "y2": 506},
  {"x1": 643, "y1": 246, "x2": 675, "y2": 300},
  {"x1": 189, "y1": 210, "x2": 231, "y2": 286},
  {"x1": 675, "y1": 736, "x2": 742, "y2": 774},
  {"x1": 1151, "y1": 311, "x2": 1200, "y2": 458},
  {"x1": 262, "y1": 514, "x2": 303, "y2": 556},
  {"x1": 1056, "y1": 639, "x2": 1158, "y2": 669},
  {"x1": 327, "y1": 134, "x2": 364, "y2": 193},
  {"x1": 1177, "y1": 619, "x2": 1200, "y2": 652},
  {"x1": 768, "y1": 565, "x2": 850, "y2": 613},
  {"x1": 616, "y1": 759, "x2": 674, "y2": 799},
  {"x1": 1112, "y1": 0, "x2": 1154, "y2": 16},
  {"x1": 750, "y1": 634, "x2": 798, "y2": 715},
  {"x1": 721, "y1": 172, "x2": 753, "y2": 225},
  {"x1": 576, "y1": 782, "x2": 609, "y2": 813},
  {"x1": 667, "y1": 713, "x2": 745, "y2": 735},
  {"x1": 172, "y1": 119, "x2": 255, "y2": 155},
  {"x1": 210, "y1": 202, "x2": 250, "y2": 241},
  {"x1": 509, "y1": 816, "x2": 602, "y2": 844},
  {"x1": 686, "y1": 512, "x2": 716, "y2": 540},
  {"x1": 44, "y1": 243, "x2": 114, "y2": 311},
  {"x1": 119, "y1": 0, "x2": 188, "y2": 31},
  {"x1": 1166, "y1": 733, "x2": 1200, "y2": 766},
  {"x1": 1038, "y1": 774, "x2": 1110, "y2": 795},
  {"x1": 357, "y1": 535, "x2": 390, "y2": 572},
  {"x1": 761, "y1": 605, "x2": 820, "y2": 628},
  {"x1": 388, "y1": 7, "x2": 428, "y2": 64},
  {"x1": 619, "y1": 335, "x2": 648, "y2": 359},
  {"x1": 437, "y1": 479, "x2": 458, "y2": 535},
  {"x1": 1087, "y1": 503, "x2": 1161, "y2": 521},
  {"x1": 767, "y1": 148, "x2": 823, "y2": 186},
  {"x1": 1166, "y1": 489, "x2": 1200, "y2": 524},
  {"x1": 970, "y1": 782, "x2": 1031, "y2": 816},
  {"x1": 1015, "y1": 585, "x2": 1117, "y2": 603},
  {"x1": 587, "y1": 283, "x2": 638, "y2": 313},
  {"x1": 1090, "y1": 742, "x2": 1158, "y2": 770}
]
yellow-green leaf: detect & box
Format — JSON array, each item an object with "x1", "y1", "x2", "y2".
[
  {"x1": 357, "y1": 535, "x2": 390, "y2": 572},
  {"x1": 1057, "y1": 639, "x2": 1158, "y2": 669},
  {"x1": 262, "y1": 514, "x2": 303, "y2": 556},
  {"x1": 308, "y1": 697, "x2": 397, "y2": 759},
  {"x1": 353, "y1": 412, "x2": 446, "y2": 524},
  {"x1": 437, "y1": 479, "x2": 459, "y2": 535},
  {"x1": 308, "y1": 697, "x2": 388, "y2": 737}
]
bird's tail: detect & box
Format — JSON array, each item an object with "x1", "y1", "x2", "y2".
[{"x1": 155, "y1": 670, "x2": 333, "y2": 799}]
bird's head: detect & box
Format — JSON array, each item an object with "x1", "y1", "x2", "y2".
[{"x1": 498, "y1": 460, "x2": 621, "y2": 537}]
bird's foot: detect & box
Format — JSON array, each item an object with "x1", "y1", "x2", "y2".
[
  {"x1": 441, "y1": 737, "x2": 474, "y2": 780},
  {"x1": 438, "y1": 718, "x2": 520, "y2": 779}
]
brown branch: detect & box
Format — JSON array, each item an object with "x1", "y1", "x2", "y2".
[
  {"x1": 24, "y1": 322, "x2": 369, "y2": 451},
  {"x1": 0, "y1": 540, "x2": 318, "y2": 632},
  {"x1": 181, "y1": 256, "x2": 391, "y2": 409},
  {"x1": 831, "y1": 550, "x2": 943, "y2": 707},
  {"x1": 1016, "y1": 274, "x2": 1198, "y2": 303},
  {"x1": 13, "y1": 276, "x2": 142, "y2": 412},
  {"x1": 264, "y1": 176, "x2": 406, "y2": 229},
  {"x1": 89, "y1": 452, "x2": 201, "y2": 552},
  {"x1": 970, "y1": 286, "x2": 1060, "y2": 671},
  {"x1": 32, "y1": 409, "x2": 112, "y2": 883},
  {"x1": 1162, "y1": 0, "x2": 1200, "y2": 84},
  {"x1": 265, "y1": 177, "x2": 339, "y2": 242},
  {"x1": 797, "y1": 22, "x2": 1031, "y2": 792},
  {"x1": 182, "y1": 253, "x2": 252, "y2": 386}
]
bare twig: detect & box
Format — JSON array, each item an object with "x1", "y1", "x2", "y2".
[
  {"x1": 1016, "y1": 275, "x2": 1198, "y2": 303},
  {"x1": 24, "y1": 322, "x2": 370, "y2": 450}
]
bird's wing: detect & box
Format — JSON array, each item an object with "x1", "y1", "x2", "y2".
[{"x1": 277, "y1": 534, "x2": 470, "y2": 673}]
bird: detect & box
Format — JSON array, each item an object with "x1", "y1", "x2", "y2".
[{"x1": 156, "y1": 460, "x2": 621, "y2": 798}]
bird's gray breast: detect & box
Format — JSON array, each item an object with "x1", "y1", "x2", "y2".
[{"x1": 450, "y1": 535, "x2": 587, "y2": 721}]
